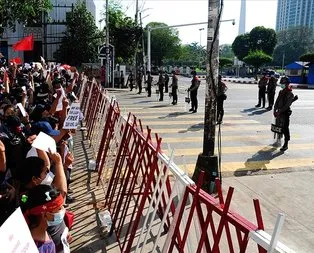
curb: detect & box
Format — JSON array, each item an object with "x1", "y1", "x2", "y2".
[
  {"x1": 222, "y1": 78, "x2": 258, "y2": 84},
  {"x1": 222, "y1": 78, "x2": 314, "y2": 89}
]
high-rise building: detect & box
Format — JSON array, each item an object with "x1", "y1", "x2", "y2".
[
  {"x1": 239, "y1": 0, "x2": 246, "y2": 35},
  {"x1": 276, "y1": 0, "x2": 314, "y2": 31}
]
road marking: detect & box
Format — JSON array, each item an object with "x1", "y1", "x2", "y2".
[
  {"x1": 162, "y1": 135, "x2": 300, "y2": 143},
  {"x1": 138, "y1": 114, "x2": 244, "y2": 119},
  {"x1": 183, "y1": 158, "x2": 314, "y2": 174},
  {"x1": 139, "y1": 119, "x2": 259, "y2": 125},
  {"x1": 164, "y1": 143, "x2": 314, "y2": 155},
  {"x1": 145, "y1": 125, "x2": 269, "y2": 133}
]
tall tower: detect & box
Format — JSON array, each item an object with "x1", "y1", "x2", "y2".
[{"x1": 238, "y1": 0, "x2": 246, "y2": 34}]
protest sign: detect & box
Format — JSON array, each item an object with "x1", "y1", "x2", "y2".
[
  {"x1": 0, "y1": 208, "x2": 38, "y2": 253},
  {"x1": 63, "y1": 103, "x2": 81, "y2": 129},
  {"x1": 16, "y1": 103, "x2": 27, "y2": 117},
  {"x1": 32, "y1": 132, "x2": 57, "y2": 153}
]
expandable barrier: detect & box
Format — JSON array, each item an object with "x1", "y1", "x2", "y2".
[{"x1": 80, "y1": 82, "x2": 295, "y2": 253}]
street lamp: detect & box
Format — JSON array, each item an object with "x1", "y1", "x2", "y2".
[
  {"x1": 199, "y1": 28, "x2": 205, "y2": 69},
  {"x1": 146, "y1": 19, "x2": 235, "y2": 72}
]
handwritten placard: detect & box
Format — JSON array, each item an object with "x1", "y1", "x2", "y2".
[
  {"x1": 0, "y1": 208, "x2": 38, "y2": 253},
  {"x1": 63, "y1": 103, "x2": 81, "y2": 129},
  {"x1": 32, "y1": 132, "x2": 57, "y2": 153}
]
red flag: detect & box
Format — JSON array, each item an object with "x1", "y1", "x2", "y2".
[
  {"x1": 13, "y1": 34, "x2": 34, "y2": 51},
  {"x1": 9, "y1": 57, "x2": 22, "y2": 65}
]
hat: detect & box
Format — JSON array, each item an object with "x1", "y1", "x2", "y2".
[
  {"x1": 280, "y1": 76, "x2": 290, "y2": 85},
  {"x1": 32, "y1": 121, "x2": 60, "y2": 136}
]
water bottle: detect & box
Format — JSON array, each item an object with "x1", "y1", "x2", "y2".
[
  {"x1": 98, "y1": 210, "x2": 112, "y2": 233},
  {"x1": 88, "y1": 160, "x2": 96, "y2": 171}
]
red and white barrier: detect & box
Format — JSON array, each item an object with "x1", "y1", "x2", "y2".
[{"x1": 80, "y1": 82, "x2": 295, "y2": 253}]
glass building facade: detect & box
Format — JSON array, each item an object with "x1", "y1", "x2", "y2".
[{"x1": 276, "y1": 0, "x2": 314, "y2": 31}]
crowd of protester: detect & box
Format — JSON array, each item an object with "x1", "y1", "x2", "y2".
[{"x1": 0, "y1": 57, "x2": 84, "y2": 252}]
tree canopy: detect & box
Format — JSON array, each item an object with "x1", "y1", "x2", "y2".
[
  {"x1": 0, "y1": 0, "x2": 52, "y2": 31},
  {"x1": 219, "y1": 57, "x2": 233, "y2": 68},
  {"x1": 55, "y1": 2, "x2": 103, "y2": 66},
  {"x1": 219, "y1": 44, "x2": 234, "y2": 59},
  {"x1": 232, "y1": 26, "x2": 277, "y2": 61},
  {"x1": 243, "y1": 50, "x2": 272, "y2": 71},
  {"x1": 272, "y1": 26, "x2": 314, "y2": 66},
  {"x1": 147, "y1": 22, "x2": 181, "y2": 66},
  {"x1": 164, "y1": 42, "x2": 206, "y2": 67},
  {"x1": 105, "y1": 4, "x2": 142, "y2": 64},
  {"x1": 300, "y1": 53, "x2": 314, "y2": 63}
]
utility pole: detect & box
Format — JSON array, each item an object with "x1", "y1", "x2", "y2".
[
  {"x1": 192, "y1": 0, "x2": 221, "y2": 193},
  {"x1": 135, "y1": 0, "x2": 139, "y2": 25},
  {"x1": 105, "y1": 0, "x2": 110, "y2": 88},
  {"x1": 134, "y1": 0, "x2": 139, "y2": 81},
  {"x1": 140, "y1": 12, "x2": 146, "y2": 83}
]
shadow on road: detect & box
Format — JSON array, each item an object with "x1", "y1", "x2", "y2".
[
  {"x1": 149, "y1": 104, "x2": 171, "y2": 108},
  {"x1": 178, "y1": 122, "x2": 204, "y2": 133},
  {"x1": 241, "y1": 107, "x2": 269, "y2": 116},
  {"x1": 234, "y1": 146, "x2": 284, "y2": 177},
  {"x1": 159, "y1": 111, "x2": 190, "y2": 119}
]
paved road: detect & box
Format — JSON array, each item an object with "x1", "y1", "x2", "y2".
[
  {"x1": 111, "y1": 76, "x2": 314, "y2": 177},
  {"x1": 71, "y1": 77, "x2": 314, "y2": 253}
]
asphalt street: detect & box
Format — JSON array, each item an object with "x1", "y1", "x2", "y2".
[
  {"x1": 71, "y1": 77, "x2": 314, "y2": 253},
  {"x1": 113, "y1": 75, "x2": 314, "y2": 177}
]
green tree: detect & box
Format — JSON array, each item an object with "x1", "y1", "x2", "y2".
[
  {"x1": 300, "y1": 53, "x2": 314, "y2": 63},
  {"x1": 232, "y1": 26, "x2": 277, "y2": 61},
  {"x1": 243, "y1": 50, "x2": 272, "y2": 72},
  {"x1": 249, "y1": 26, "x2": 277, "y2": 55},
  {"x1": 232, "y1": 33, "x2": 250, "y2": 61},
  {"x1": 272, "y1": 26, "x2": 314, "y2": 66},
  {"x1": 55, "y1": 1, "x2": 103, "y2": 66},
  {"x1": 147, "y1": 22, "x2": 181, "y2": 66},
  {"x1": 219, "y1": 57, "x2": 233, "y2": 68},
  {"x1": 0, "y1": 0, "x2": 52, "y2": 31},
  {"x1": 219, "y1": 44, "x2": 234, "y2": 59},
  {"x1": 104, "y1": 3, "x2": 141, "y2": 64}
]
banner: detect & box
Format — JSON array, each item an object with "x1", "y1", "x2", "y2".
[{"x1": 63, "y1": 102, "x2": 81, "y2": 129}]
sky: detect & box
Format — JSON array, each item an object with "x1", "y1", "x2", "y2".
[{"x1": 94, "y1": 0, "x2": 278, "y2": 46}]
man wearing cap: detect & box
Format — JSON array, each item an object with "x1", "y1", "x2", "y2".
[
  {"x1": 273, "y1": 77, "x2": 297, "y2": 151},
  {"x1": 256, "y1": 73, "x2": 268, "y2": 108}
]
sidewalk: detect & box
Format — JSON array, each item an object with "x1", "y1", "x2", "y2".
[
  {"x1": 68, "y1": 128, "x2": 120, "y2": 253},
  {"x1": 69, "y1": 119, "x2": 313, "y2": 253},
  {"x1": 222, "y1": 77, "x2": 313, "y2": 89}
]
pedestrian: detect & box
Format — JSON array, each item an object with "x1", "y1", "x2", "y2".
[
  {"x1": 266, "y1": 75, "x2": 277, "y2": 110},
  {"x1": 255, "y1": 73, "x2": 268, "y2": 108},
  {"x1": 273, "y1": 76, "x2": 297, "y2": 151},
  {"x1": 188, "y1": 70, "x2": 200, "y2": 113},
  {"x1": 217, "y1": 75, "x2": 228, "y2": 123},
  {"x1": 169, "y1": 70, "x2": 178, "y2": 105},
  {"x1": 157, "y1": 70, "x2": 165, "y2": 101},
  {"x1": 126, "y1": 72, "x2": 134, "y2": 91},
  {"x1": 120, "y1": 71, "x2": 125, "y2": 88},
  {"x1": 137, "y1": 70, "x2": 143, "y2": 94},
  {"x1": 145, "y1": 71, "x2": 153, "y2": 97},
  {"x1": 164, "y1": 72, "x2": 169, "y2": 93}
]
